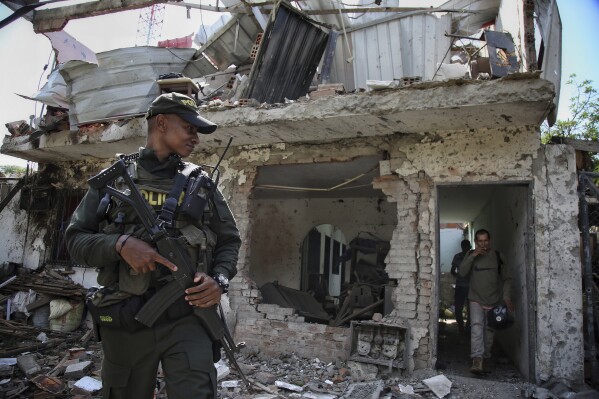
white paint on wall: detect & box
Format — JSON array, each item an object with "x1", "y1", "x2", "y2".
[{"x1": 439, "y1": 228, "x2": 464, "y2": 273}]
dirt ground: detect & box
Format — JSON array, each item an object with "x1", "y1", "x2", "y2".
[
  {"x1": 434, "y1": 320, "x2": 535, "y2": 398},
  {"x1": 433, "y1": 320, "x2": 598, "y2": 399}
]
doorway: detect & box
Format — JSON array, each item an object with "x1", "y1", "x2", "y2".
[{"x1": 435, "y1": 183, "x2": 534, "y2": 381}]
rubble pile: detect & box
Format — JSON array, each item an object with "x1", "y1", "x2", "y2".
[
  {"x1": 0, "y1": 325, "x2": 597, "y2": 398},
  {"x1": 0, "y1": 266, "x2": 596, "y2": 398}
]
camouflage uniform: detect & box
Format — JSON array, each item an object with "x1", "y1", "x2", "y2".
[{"x1": 66, "y1": 148, "x2": 241, "y2": 399}]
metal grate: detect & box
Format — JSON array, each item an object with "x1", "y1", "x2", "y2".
[{"x1": 340, "y1": 380, "x2": 384, "y2": 399}]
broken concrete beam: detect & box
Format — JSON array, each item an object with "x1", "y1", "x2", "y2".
[
  {"x1": 17, "y1": 354, "x2": 41, "y2": 377},
  {"x1": 64, "y1": 361, "x2": 92, "y2": 379},
  {"x1": 275, "y1": 380, "x2": 303, "y2": 392}
]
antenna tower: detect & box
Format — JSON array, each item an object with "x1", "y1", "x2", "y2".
[{"x1": 135, "y1": 4, "x2": 166, "y2": 46}]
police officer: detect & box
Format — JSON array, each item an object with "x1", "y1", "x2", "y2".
[{"x1": 66, "y1": 92, "x2": 241, "y2": 399}]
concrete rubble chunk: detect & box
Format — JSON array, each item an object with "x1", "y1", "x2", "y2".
[
  {"x1": 221, "y1": 379, "x2": 239, "y2": 388},
  {"x1": 16, "y1": 354, "x2": 41, "y2": 377},
  {"x1": 398, "y1": 384, "x2": 414, "y2": 394},
  {"x1": 64, "y1": 360, "x2": 92, "y2": 379},
  {"x1": 255, "y1": 371, "x2": 277, "y2": 385},
  {"x1": 422, "y1": 375, "x2": 452, "y2": 399},
  {"x1": 347, "y1": 361, "x2": 378, "y2": 382},
  {"x1": 72, "y1": 376, "x2": 102, "y2": 395},
  {"x1": 275, "y1": 380, "x2": 303, "y2": 392},
  {"x1": 215, "y1": 360, "x2": 230, "y2": 381}
]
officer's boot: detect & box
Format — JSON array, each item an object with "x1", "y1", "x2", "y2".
[{"x1": 470, "y1": 357, "x2": 484, "y2": 375}]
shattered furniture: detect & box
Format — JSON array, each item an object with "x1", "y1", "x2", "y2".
[
  {"x1": 349, "y1": 320, "x2": 409, "y2": 371},
  {"x1": 330, "y1": 235, "x2": 392, "y2": 327}
]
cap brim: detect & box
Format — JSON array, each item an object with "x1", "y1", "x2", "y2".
[{"x1": 180, "y1": 113, "x2": 218, "y2": 134}]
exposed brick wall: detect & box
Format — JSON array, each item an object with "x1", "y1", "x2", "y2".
[
  {"x1": 236, "y1": 315, "x2": 351, "y2": 362},
  {"x1": 373, "y1": 172, "x2": 435, "y2": 371}
]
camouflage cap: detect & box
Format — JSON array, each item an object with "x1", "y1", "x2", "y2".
[{"x1": 146, "y1": 92, "x2": 217, "y2": 134}]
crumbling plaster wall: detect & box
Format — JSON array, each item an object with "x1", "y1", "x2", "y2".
[
  {"x1": 209, "y1": 129, "x2": 582, "y2": 379},
  {"x1": 214, "y1": 139, "x2": 393, "y2": 362},
  {"x1": 0, "y1": 162, "x2": 104, "y2": 270},
  {"x1": 0, "y1": 186, "x2": 39, "y2": 268},
  {"x1": 533, "y1": 144, "x2": 582, "y2": 383},
  {"x1": 249, "y1": 197, "x2": 396, "y2": 289},
  {"x1": 371, "y1": 126, "x2": 582, "y2": 382}
]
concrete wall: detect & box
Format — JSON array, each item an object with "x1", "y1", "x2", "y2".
[
  {"x1": 0, "y1": 181, "x2": 47, "y2": 270},
  {"x1": 533, "y1": 145, "x2": 583, "y2": 383},
  {"x1": 249, "y1": 197, "x2": 396, "y2": 290},
  {"x1": 368, "y1": 127, "x2": 581, "y2": 383},
  {"x1": 221, "y1": 127, "x2": 583, "y2": 383}
]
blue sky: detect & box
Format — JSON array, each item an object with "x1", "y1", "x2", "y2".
[
  {"x1": 0, "y1": 1, "x2": 597, "y2": 166},
  {"x1": 555, "y1": 0, "x2": 599, "y2": 118}
]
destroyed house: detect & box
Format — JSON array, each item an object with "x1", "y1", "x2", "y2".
[{"x1": 0, "y1": 0, "x2": 593, "y2": 388}]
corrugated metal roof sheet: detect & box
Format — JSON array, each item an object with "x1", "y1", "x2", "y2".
[
  {"x1": 349, "y1": 13, "x2": 452, "y2": 90},
  {"x1": 243, "y1": 2, "x2": 330, "y2": 103},
  {"x1": 59, "y1": 46, "x2": 216, "y2": 127}
]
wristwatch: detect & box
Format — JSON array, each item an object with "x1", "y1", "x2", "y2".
[{"x1": 212, "y1": 273, "x2": 230, "y2": 293}]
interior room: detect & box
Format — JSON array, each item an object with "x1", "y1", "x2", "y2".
[{"x1": 436, "y1": 183, "x2": 533, "y2": 379}]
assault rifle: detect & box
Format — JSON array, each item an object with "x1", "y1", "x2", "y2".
[{"x1": 88, "y1": 142, "x2": 251, "y2": 391}]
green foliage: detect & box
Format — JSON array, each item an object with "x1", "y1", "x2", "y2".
[
  {"x1": 0, "y1": 165, "x2": 26, "y2": 177},
  {"x1": 541, "y1": 74, "x2": 599, "y2": 171}
]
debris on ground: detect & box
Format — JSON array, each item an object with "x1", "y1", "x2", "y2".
[{"x1": 0, "y1": 267, "x2": 598, "y2": 398}]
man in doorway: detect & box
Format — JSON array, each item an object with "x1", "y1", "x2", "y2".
[
  {"x1": 66, "y1": 92, "x2": 241, "y2": 398},
  {"x1": 458, "y1": 229, "x2": 513, "y2": 375},
  {"x1": 450, "y1": 239, "x2": 471, "y2": 335}
]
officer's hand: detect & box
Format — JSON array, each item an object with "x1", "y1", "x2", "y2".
[
  {"x1": 117, "y1": 236, "x2": 178, "y2": 274},
  {"x1": 185, "y1": 272, "x2": 222, "y2": 308}
]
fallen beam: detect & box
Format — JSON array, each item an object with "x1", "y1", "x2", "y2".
[{"x1": 33, "y1": 0, "x2": 174, "y2": 32}]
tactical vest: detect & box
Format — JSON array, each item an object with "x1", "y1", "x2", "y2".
[{"x1": 97, "y1": 159, "x2": 217, "y2": 304}]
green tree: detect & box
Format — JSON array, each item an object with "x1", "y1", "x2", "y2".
[
  {"x1": 0, "y1": 165, "x2": 26, "y2": 177},
  {"x1": 542, "y1": 74, "x2": 599, "y2": 171}
]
